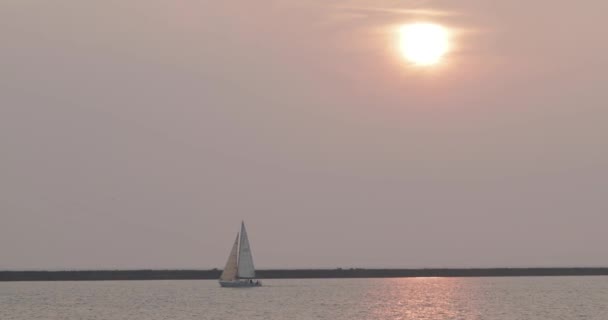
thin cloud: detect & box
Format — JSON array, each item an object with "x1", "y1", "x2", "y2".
[{"x1": 334, "y1": 6, "x2": 455, "y2": 17}]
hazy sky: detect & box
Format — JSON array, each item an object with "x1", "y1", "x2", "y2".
[{"x1": 1, "y1": 0, "x2": 607, "y2": 269}]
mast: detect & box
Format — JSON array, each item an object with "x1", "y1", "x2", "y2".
[
  {"x1": 219, "y1": 233, "x2": 239, "y2": 281},
  {"x1": 237, "y1": 221, "x2": 256, "y2": 279}
]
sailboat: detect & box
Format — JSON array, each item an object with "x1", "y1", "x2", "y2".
[{"x1": 219, "y1": 221, "x2": 262, "y2": 287}]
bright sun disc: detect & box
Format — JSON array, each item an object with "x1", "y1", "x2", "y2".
[{"x1": 400, "y1": 23, "x2": 450, "y2": 66}]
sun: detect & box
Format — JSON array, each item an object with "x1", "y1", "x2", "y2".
[{"x1": 399, "y1": 23, "x2": 450, "y2": 66}]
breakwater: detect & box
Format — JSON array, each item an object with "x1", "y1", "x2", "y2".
[{"x1": 1, "y1": 268, "x2": 607, "y2": 281}]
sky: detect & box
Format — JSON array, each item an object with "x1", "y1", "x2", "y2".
[{"x1": 1, "y1": 0, "x2": 607, "y2": 270}]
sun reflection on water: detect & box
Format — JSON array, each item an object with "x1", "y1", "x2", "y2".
[{"x1": 367, "y1": 277, "x2": 479, "y2": 320}]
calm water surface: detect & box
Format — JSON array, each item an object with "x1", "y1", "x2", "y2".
[{"x1": 1, "y1": 277, "x2": 607, "y2": 319}]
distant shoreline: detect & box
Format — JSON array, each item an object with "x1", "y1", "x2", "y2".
[{"x1": 1, "y1": 268, "x2": 608, "y2": 281}]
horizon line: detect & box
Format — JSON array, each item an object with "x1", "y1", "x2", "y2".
[{"x1": 2, "y1": 266, "x2": 608, "y2": 272}]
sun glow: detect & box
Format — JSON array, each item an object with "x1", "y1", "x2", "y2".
[{"x1": 399, "y1": 23, "x2": 450, "y2": 66}]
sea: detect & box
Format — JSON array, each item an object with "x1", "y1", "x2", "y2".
[{"x1": 1, "y1": 277, "x2": 607, "y2": 319}]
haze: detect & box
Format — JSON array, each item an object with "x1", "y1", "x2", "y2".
[{"x1": 1, "y1": 0, "x2": 607, "y2": 270}]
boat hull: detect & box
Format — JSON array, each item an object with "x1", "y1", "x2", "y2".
[{"x1": 219, "y1": 280, "x2": 262, "y2": 288}]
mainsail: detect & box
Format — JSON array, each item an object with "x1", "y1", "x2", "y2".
[
  {"x1": 220, "y1": 233, "x2": 239, "y2": 281},
  {"x1": 237, "y1": 222, "x2": 256, "y2": 278}
]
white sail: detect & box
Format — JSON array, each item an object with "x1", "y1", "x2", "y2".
[
  {"x1": 220, "y1": 233, "x2": 239, "y2": 281},
  {"x1": 237, "y1": 222, "x2": 256, "y2": 279}
]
